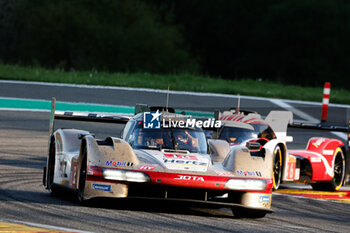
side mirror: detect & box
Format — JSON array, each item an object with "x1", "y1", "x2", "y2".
[{"x1": 246, "y1": 142, "x2": 261, "y2": 150}]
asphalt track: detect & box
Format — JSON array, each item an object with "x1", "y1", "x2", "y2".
[{"x1": 0, "y1": 80, "x2": 350, "y2": 232}]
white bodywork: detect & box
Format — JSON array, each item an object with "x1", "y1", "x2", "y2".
[
  {"x1": 219, "y1": 110, "x2": 298, "y2": 182},
  {"x1": 265, "y1": 111, "x2": 293, "y2": 142}
]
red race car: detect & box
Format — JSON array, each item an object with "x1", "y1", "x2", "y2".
[{"x1": 215, "y1": 109, "x2": 348, "y2": 191}]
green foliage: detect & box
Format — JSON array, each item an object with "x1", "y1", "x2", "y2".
[
  {"x1": 1, "y1": 0, "x2": 349, "y2": 89},
  {"x1": 12, "y1": 0, "x2": 197, "y2": 73},
  {"x1": 1, "y1": 63, "x2": 350, "y2": 104},
  {"x1": 254, "y1": 0, "x2": 350, "y2": 87}
]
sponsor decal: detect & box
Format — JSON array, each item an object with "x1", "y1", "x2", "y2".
[
  {"x1": 287, "y1": 156, "x2": 297, "y2": 180},
  {"x1": 92, "y1": 184, "x2": 111, "y2": 192},
  {"x1": 139, "y1": 165, "x2": 156, "y2": 171},
  {"x1": 310, "y1": 157, "x2": 322, "y2": 163},
  {"x1": 174, "y1": 175, "x2": 204, "y2": 181},
  {"x1": 164, "y1": 153, "x2": 197, "y2": 160},
  {"x1": 312, "y1": 138, "x2": 326, "y2": 148},
  {"x1": 323, "y1": 150, "x2": 334, "y2": 155},
  {"x1": 162, "y1": 155, "x2": 209, "y2": 172},
  {"x1": 236, "y1": 170, "x2": 260, "y2": 177},
  {"x1": 144, "y1": 111, "x2": 161, "y2": 129},
  {"x1": 106, "y1": 161, "x2": 134, "y2": 167},
  {"x1": 259, "y1": 195, "x2": 270, "y2": 203},
  {"x1": 163, "y1": 158, "x2": 207, "y2": 166},
  {"x1": 215, "y1": 171, "x2": 235, "y2": 176}
]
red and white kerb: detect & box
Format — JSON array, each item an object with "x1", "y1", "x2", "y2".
[{"x1": 321, "y1": 82, "x2": 331, "y2": 122}]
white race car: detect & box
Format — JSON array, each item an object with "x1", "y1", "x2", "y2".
[{"x1": 43, "y1": 99, "x2": 274, "y2": 218}]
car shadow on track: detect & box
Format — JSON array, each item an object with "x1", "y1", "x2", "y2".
[
  {"x1": 0, "y1": 188, "x2": 81, "y2": 208},
  {"x1": 0, "y1": 188, "x2": 263, "y2": 219},
  {"x1": 0, "y1": 187, "x2": 232, "y2": 218},
  {"x1": 43, "y1": 189, "x2": 236, "y2": 218},
  {"x1": 82, "y1": 197, "x2": 235, "y2": 219}
]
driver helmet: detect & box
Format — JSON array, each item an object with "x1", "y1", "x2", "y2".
[{"x1": 176, "y1": 131, "x2": 189, "y2": 144}]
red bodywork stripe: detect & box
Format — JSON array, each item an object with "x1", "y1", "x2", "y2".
[{"x1": 86, "y1": 166, "x2": 273, "y2": 193}]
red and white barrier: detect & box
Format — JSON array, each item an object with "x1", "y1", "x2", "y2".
[{"x1": 321, "y1": 82, "x2": 331, "y2": 122}]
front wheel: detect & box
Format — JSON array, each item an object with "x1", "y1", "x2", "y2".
[
  {"x1": 272, "y1": 146, "x2": 282, "y2": 190},
  {"x1": 312, "y1": 147, "x2": 345, "y2": 191},
  {"x1": 77, "y1": 147, "x2": 87, "y2": 202},
  {"x1": 47, "y1": 140, "x2": 58, "y2": 195}
]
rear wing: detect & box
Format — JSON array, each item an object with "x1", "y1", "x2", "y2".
[
  {"x1": 265, "y1": 111, "x2": 293, "y2": 142},
  {"x1": 288, "y1": 120, "x2": 349, "y2": 149},
  {"x1": 289, "y1": 121, "x2": 348, "y2": 133},
  {"x1": 48, "y1": 97, "x2": 132, "y2": 136}
]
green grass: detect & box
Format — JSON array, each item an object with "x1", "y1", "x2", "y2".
[{"x1": 0, "y1": 63, "x2": 349, "y2": 104}]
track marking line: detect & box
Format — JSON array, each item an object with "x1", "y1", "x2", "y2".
[
  {"x1": 0, "y1": 219, "x2": 92, "y2": 233},
  {"x1": 0, "y1": 221, "x2": 59, "y2": 232},
  {"x1": 1, "y1": 80, "x2": 350, "y2": 108},
  {"x1": 0, "y1": 97, "x2": 213, "y2": 117},
  {"x1": 270, "y1": 99, "x2": 319, "y2": 122},
  {"x1": 276, "y1": 189, "x2": 348, "y2": 195},
  {"x1": 0, "y1": 96, "x2": 134, "y2": 114},
  {"x1": 275, "y1": 189, "x2": 350, "y2": 204}
]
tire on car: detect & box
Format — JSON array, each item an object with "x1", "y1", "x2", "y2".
[
  {"x1": 272, "y1": 145, "x2": 282, "y2": 190},
  {"x1": 311, "y1": 147, "x2": 345, "y2": 191},
  {"x1": 77, "y1": 146, "x2": 87, "y2": 202},
  {"x1": 47, "y1": 138, "x2": 58, "y2": 195}
]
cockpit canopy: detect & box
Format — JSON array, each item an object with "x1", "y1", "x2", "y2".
[
  {"x1": 218, "y1": 124, "x2": 276, "y2": 145},
  {"x1": 219, "y1": 127, "x2": 257, "y2": 144},
  {"x1": 123, "y1": 120, "x2": 208, "y2": 154}
]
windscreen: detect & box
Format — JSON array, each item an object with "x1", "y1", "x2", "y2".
[
  {"x1": 218, "y1": 127, "x2": 257, "y2": 144},
  {"x1": 251, "y1": 124, "x2": 276, "y2": 140},
  {"x1": 130, "y1": 127, "x2": 207, "y2": 154}
]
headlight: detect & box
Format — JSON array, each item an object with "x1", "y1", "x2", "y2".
[
  {"x1": 103, "y1": 169, "x2": 150, "y2": 183},
  {"x1": 224, "y1": 179, "x2": 266, "y2": 191}
]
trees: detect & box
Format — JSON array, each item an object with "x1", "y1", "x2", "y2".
[
  {"x1": 168, "y1": 0, "x2": 350, "y2": 87},
  {"x1": 10, "y1": 0, "x2": 197, "y2": 73},
  {"x1": 1, "y1": 0, "x2": 349, "y2": 88}
]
